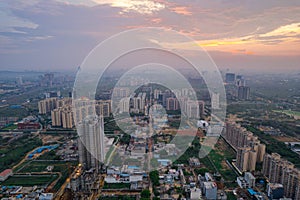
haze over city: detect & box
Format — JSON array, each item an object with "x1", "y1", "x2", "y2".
[{"x1": 0, "y1": 1, "x2": 299, "y2": 200}]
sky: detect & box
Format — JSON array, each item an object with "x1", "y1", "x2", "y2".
[{"x1": 0, "y1": 0, "x2": 300, "y2": 73}]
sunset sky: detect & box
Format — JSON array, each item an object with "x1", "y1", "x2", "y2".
[{"x1": 0, "y1": 0, "x2": 299, "y2": 72}]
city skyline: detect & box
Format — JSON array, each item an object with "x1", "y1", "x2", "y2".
[{"x1": 0, "y1": 1, "x2": 300, "y2": 200}]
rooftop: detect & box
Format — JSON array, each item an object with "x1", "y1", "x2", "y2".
[{"x1": 0, "y1": 169, "x2": 12, "y2": 177}]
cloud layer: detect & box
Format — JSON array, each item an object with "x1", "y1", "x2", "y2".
[{"x1": 0, "y1": 0, "x2": 299, "y2": 71}]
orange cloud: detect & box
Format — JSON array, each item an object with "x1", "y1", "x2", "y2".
[
  {"x1": 190, "y1": 23, "x2": 300, "y2": 55},
  {"x1": 170, "y1": 6, "x2": 192, "y2": 16},
  {"x1": 230, "y1": 49, "x2": 255, "y2": 55},
  {"x1": 259, "y1": 23, "x2": 300, "y2": 38},
  {"x1": 199, "y1": 39, "x2": 250, "y2": 47},
  {"x1": 150, "y1": 18, "x2": 162, "y2": 24}
]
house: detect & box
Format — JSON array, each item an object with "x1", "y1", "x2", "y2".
[{"x1": 0, "y1": 169, "x2": 13, "y2": 181}]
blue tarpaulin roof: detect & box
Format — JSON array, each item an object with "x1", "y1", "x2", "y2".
[{"x1": 248, "y1": 188, "x2": 257, "y2": 195}]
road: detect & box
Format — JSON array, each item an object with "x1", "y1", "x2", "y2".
[
  {"x1": 105, "y1": 136, "x2": 119, "y2": 164},
  {"x1": 54, "y1": 177, "x2": 71, "y2": 200},
  {"x1": 148, "y1": 113, "x2": 154, "y2": 172}
]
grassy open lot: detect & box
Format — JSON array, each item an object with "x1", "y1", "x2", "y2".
[
  {"x1": 274, "y1": 110, "x2": 300, "y2": 118},
  {"x1": 209, "y1": 149, "x2": 237, "y2": 182},
  {"x1": 0, "y1": 106, "x2": 28, "y2": 118},
  {"x1": 1, "y1": 174, "x2": 58, "y2": 186},
  {"x1": 17, "y1": 161, "x2": 74, "y2": 173},
  {"x1": 1, "y1": 124, "x2": 18, "y2": 130},
  {"x1": 0, "y1": 136, "x2": 42, "y2": 172},
  {"x1": 14, "y1": 160, "x2": 77, "y2": 191},
  {"x1": 207, "y1": 138, "x2": 237, "y2": 182}
]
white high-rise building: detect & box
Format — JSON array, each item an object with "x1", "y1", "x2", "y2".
[
  {"x1": 119, "y1": 97, "x2": 130, "y2": 113},
  {"x1": 132, "y1": 93, "x2": 147, "y2": 113},
  {"x1": 187, "y1": 100, "x2": 200, "y2": 119},
  {"x1": 211, "y1": 92, "x2": 220, "y2": 109},
  {"x1": 78, "y1": 116, "x2": 105, "y2": 171},
  {"x1": 153, "y1": 89, "x2": 161, "y2": 99}
]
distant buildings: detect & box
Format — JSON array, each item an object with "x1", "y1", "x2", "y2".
[
  {"x1": 131, "y1": 92, "x2": 147, "y2": 113},
  {"x1": 237, "y1": 86, "x2": 250, "y2": 100},
  {"x1": 166, "y1": 97, "x2": 179, "y2": 111},
  {"x1": 224, "y1": 72, "x2": 250, "y2": 100},
  {"x1": 74, "y1": 99, "x2": 111, "y2": 123},
  {"x1": 112, "y1": 87, "x2": 130, "y2": 98},
  {"x1": 39, "y1": 73, "x2": 54, "y2": 87},
  {"x1": 225, "y1": 73, "x2": 235, "y2": 83},
  {"x1": 16, "y1": 76, "x2": 23, "y2": 86},
  {"x1": 153, "y1": 89, "x2": 162, "y2": 99},
  {"x1": 236, "y1": 75, "x2": 246, "y2": 87},
  {"x1": 186, "y1": 100, "x2": 200, "y2": 119},
  {"x1": 38, "y1": 97, "x2": 57, "y2": 114},
  {"x1": 95, "y1": 100, "x2": 111, "y2": 117},
  {"x1": 44, "y1": 91, "x2": 61, "y2": 98},
  {"x1": 118, "y1": 97, "x2": 130, "y2": 113},
  {"x1": 262, "y1": 153, "x2": 300, "y2": 199},
  {"x1": 117, "y1": 88, "x2": 205, "y2": 119},
  {"x1": 211, "y1": 92, "x2": 220, "y2": 109},
  {"x1": 50, "y1": 98, "x2": 74, "y2": 129},
  {"x1": 185, "y1": 100, "x2": 204, "y2": 119},
  {"x1": 38, "y1": 97, "x2": 112, "y2": 129},
  {"x1": 51, "y1": 105, "x2": 74, "y2": 129}
]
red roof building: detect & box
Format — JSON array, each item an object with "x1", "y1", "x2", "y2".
[
  {"x1": 17, "y1": 122, "x2": 40, "y2": 130},
  {"x1": 0, "y1": 169, "x2": 13, "y2": 181}
]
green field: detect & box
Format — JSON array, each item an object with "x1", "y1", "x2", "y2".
[
  {"x1": 2, "y1": 174, "x2": 58, "y2": 186},
  {"x1": 0, "y1": 106, "x2": 28, "y2": 118},
  {"x1": 274, "y1": 110, "x2": 300, "y2": 117},
  {"x1": 1, "y1": 124, "x2": 18, "y2": 130},
  {"x1": 209, "y1": 149, "x2": 237, "y2": 182},
  {"x1": 0, "y1": 136, "x2": 42, "y2": 172},
  {"x1": 17, "y1": 161, "x2": 73, "y2": 173},
  {"x1": 14, "y1": 160, "x2": 77, "y2": 191}
]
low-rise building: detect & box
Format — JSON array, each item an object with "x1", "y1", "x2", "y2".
[
  {"x1": 237, "y1": 172, "x2": 256, "y2": 188},
  {"x1": 190, "y1": 188, "x2": 202, "y2": 200},
  {"x1": 267, "y1": 183, "x2": 284, "y2": 200},
  {"x1": 244, "y1": 172, "x2": 255, "y2": 188},
  {"x1": 189, "y1": 157, "x2": 200, "y2": 167},
  {"x1": 203, "y1": 182, "x2": 217, "y2": 200},
  {"x1": 39, "y1": 193, "x2": 54, "y2": 200},
  {"x1": 0, "y1": 169, "x2": 13, "y2": 181}
]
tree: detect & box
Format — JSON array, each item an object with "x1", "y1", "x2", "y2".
[
  {"x1": 141, "y1": 189, "x2": 151, "y2": 198},
  {"x1": 150, "y1": 170, "x2": 159, "y2": 186}
]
